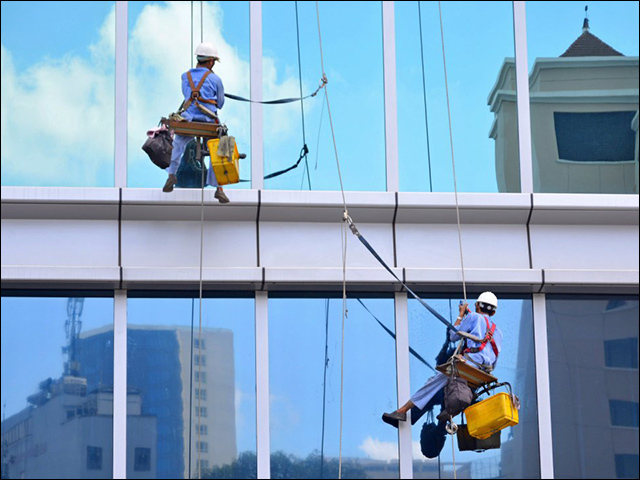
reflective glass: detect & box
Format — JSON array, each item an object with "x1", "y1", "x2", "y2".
[
  {"x1": 127, "y1": 297, "x2": 256, "y2": 479},
  {"x1": 526, "y1": 2, "x2": 640, "y2": 194},
  {"x1": 396, "y1": 2, "x2": 518, "y2": 193},
  {"x1": 1, "y1": 296, "x2": 114, "y2": 478},
  {"x1": 269, "y1": 297, "x2": 398, "y2": 478},
  {"x1": 546, "y1": 296, "x2": 639, "y2": 478},
  {"x1": 127, "y1": 1, "x2": 251, "y2": 189},
  {"x1": 408, "y1": 297, "x2": 539, "y2": 478},
  {"x1": 1, "y1": 2, "x2": 116, "y2": 187},
  {"x1": 262, "y1": 1, "x2": 386, "y2": 191}
]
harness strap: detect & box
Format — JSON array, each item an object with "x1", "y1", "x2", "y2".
[
  {"x1": 182, "y1": 71, "x2": 218, "y2": 115},
  {"x1": 464, "y1": 315, "x2": 499, "y2": 358}
]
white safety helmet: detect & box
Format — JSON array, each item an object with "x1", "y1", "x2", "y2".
[
  {"x1": 476, "y1": 291, "x2": 498, "y2": 311},
  {"x1": 195, "y1": 42, "x2": 220, "y2": 62}
]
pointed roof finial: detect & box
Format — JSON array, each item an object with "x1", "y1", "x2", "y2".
[{"x1": 583, "y1": 5, "x2": 590, "y2": 32}]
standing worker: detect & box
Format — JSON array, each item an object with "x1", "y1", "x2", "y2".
[
  {"x1": 163, "y1": 42, "x2": 229, "y2": 203},
  {"x1": 382, "y1": 292, "x2": 503, "y2": 427}
]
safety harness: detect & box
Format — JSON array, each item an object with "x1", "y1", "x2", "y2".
[
  {"x1": 463, "y1": 315, "x2": 499, "y2": 358},
  {"x1": 181, "y1": 70, "x2": 218, "y2": 119}
]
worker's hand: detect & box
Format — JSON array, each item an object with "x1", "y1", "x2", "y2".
[{"x1": 459, "y1": 302, "x2": 469, "y2": 317}]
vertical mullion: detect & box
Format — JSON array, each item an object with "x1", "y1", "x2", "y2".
[
  {"x1": 533, "y1": 293, "x2": 555, "y2": 478},
  {"x1": 513, "y1": 1, "x2": 534, "y2": 193},
  {"x1": 382, "y1": 2, "x2": 399, "y2": 192},
  {"x1": 395, "y1": 292, "x2": 413, "y2": 478},
  {"x1": 113, "y1": 290, "x2": 128, "y2": 478},
  {"x1": 250, "y1": 1, "x2": 264, "y2": 190},
  {"x1": 114, "y1": 1, "x2": 128, "y2": 189},
  {"x1": 255, "y1": 291, "x2": 270, "y2": 477}
]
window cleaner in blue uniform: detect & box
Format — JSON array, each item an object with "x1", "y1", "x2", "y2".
[
  {"x1": 382, "y1": 292, "x2": 503, "y2": 427},
  {"x1": 163, "y1": 42, "x2": 229, "y2": 203}
]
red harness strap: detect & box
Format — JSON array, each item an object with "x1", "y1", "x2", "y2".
[{"x1": 464, "y1": 315, "x2": 499, "y2": 358}]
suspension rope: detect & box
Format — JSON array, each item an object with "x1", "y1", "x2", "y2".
[
  {"x1": 319, "y1": 298, "x2": 330, "y2": 479},
  {"x1": 417, "y1": 1, "x2": 434, "y2": 193},
  {"x1": 438, "y1": 1, "x2": 467, "y2": 303},
  {"x1": 314, "y1": 4, "x2": 348, "y2": 478},
  {"x1": 295, "y1": 1, "x2": 312, "y2": 190}
]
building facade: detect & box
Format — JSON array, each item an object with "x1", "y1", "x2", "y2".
[{"x1": 1, "y1": 1, "x2": 638, "y2": 479}]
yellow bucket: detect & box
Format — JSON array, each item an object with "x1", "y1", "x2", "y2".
[
  {"x1": 464, "y1": 392, "x2": 519, "y2": 439},
  {"x1": 207, "y1": 138, "x2": 240, "y2": 185}
]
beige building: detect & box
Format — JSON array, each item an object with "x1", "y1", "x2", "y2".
[{"x1": 489, "y1": 19, "x2": 639, "y2": 193}]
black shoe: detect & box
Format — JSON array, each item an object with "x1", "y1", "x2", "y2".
[
  {"x1": 436, "y1": 409, "x2": 450, "y2": 423},
  {"x1": 382, "y1": 411, "x2": 407, "y2": 428},
  {"x1": 163, "y1": 174, "x2": 177, "y2": 193},
  {"x1": 214, "y1": 188, "x2": 230, "y2": 204}
]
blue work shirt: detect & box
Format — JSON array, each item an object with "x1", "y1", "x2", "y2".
[
  {"x1": 181, "y1": 67, "x2": 224, "y2": 122},
  {"x1": 449, "y1": 312, "x2": 502, "y2": 367}
]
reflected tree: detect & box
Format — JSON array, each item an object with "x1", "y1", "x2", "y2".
[{"x1": 202, "y1": 450, "x2": 367, "y2": 479}]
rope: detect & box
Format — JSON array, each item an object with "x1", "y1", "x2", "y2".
[
  {"x1": 438, "y1": 1, "x2": 467, "y2": 303},
  {"x1": 295, "y1": 1, "x2": 311, "y2": 190},
  {"x1": 451, "y1": 428, "x2": 457, "y2": 479},
  {"x1": 417, "y1": 1, "x2": 434, "y2": 192},
  {"x1": 319, "y1": 298, "x2": 330, "y2": 479},
  {"x1": 314, "y1": 3, "x2": 348, "y2": 478}
]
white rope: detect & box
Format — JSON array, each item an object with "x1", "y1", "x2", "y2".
[
  {"x1": 438, "y1": 1, "x2": 467, "y2": 303},
  {"x1": 315, "y1": 3, "x2": 348, "y2": 478}
]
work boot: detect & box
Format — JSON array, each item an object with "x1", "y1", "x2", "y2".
[
  {"x1": 162, "y1": 174, "x2": 177, "y2": 193},
  {"x1": 214, "y1": 188, "x2": 230, "y2": 204},
  {"x1": 382, "y1": 411, "x2": 406, "y2": 428}
]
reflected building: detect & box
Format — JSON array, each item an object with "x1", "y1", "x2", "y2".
[
  {"x1": 489, "y1": 18, "x2": 639, "y2": 193},
  {"x1": 1, "y1": 377, "x2": 156, "y2": 479},
  {"x1": 77, "y1": 325, "x2": 237, "y2": 479}
]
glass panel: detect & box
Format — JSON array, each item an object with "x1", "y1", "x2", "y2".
[
  {"x1": 262, "y1": 1, "x2": 386, "y2": 191},
  {"x1": 396, "y1": 2, "x2": 518, "y2": 193},
  {"x1": 526, "y1": 2, "x2": 640, "y2": 194},
  {"x1": 408, "y1": 296, "x2": 539, "y2": 478},
  {"x1": 546, "y1": 296, "x2": 639, "y2": 478},
  {"x1": 1, "y1": 2, "x2": 116, "y2": 187},
  {"x1": 127, "y1": 1, "x2": 251, "y2": 189},
  {"x1": 127, "y1": 297, "x2": 256, "y2": 479},
  {"x1": 269, "y1": 297, "x2": 398, "y2": 478},
  {"x1": 1, "y1": 296, "x2": 114, "y2": 478}
]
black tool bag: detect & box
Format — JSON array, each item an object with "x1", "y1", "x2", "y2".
[
  {"x1": 420, "y1": 421, "x2": 447, "y2": 459},
  {"x1": 457, "y1": 423, "x2": 501, "y2": 452},
  {"x1": 142, "y1": 129, "x2": 173, "y2": 169},
  {"x1": 176, "y1": 140, "x2": 207, "y2": 188},
  {"x1": 444, "y1": 376, "x2": 473, "y2": 417}
]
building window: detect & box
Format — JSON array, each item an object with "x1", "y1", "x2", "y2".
[
  {"x1": 615, "y1": 454, "x2": 640, "y2": 479},
  {"x1": 196, "y1": 441, "x2": 208, "y2": 453},
  {"x1": 604, "y1": 338, "x2": 638, "y2": 369},
  {"x1": 194, "y1": 354, "x2": 206, "y2": 367},
  {"x1": 196, "y1": 406, "x2": 207, "y2": 418},
  {"x1": 199, "y1": 460, "x2": 209, "y2": 472},
  {"x1": 195, "y1": 388, "x2": 207, "y2": 401},
  {"x1": 134, "y1": 447, "x2": 151, "y2": 472},
  {"x1": 194, "y1": 338, "x2": 206, "y2": 350},
  {"x1": 196, "y1": 424, "x2": 208, "y2": 436},
  {"x1": 610, "y1": 400, "x2": 640, "y2": 428},
  {"x1": 195, "y1": 370, "x2": 206, "y2": 383},
  {"x1": 554, "y1": 111, "x2": 636, "y2": 163},
  {"x1": 87, "y1": 446, "x2": 103, "y2": 470}
]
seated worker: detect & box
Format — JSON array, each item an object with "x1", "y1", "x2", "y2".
[
  {"x1": 163, "y1": 42, "x2": 229, "y2": 204},
  {"x1": 382, "y1": 292, "x2": 503, "y2": 427}
]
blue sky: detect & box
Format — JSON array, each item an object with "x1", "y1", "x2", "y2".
[{"x1": 2, "y1": 1, "x2": 637, "y2": 191}]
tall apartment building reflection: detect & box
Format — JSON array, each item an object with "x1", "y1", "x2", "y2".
[
  {"x1": 489, "y1": 18, "x2": 639, "y2": 193},
  {"x1": 79, "y1": 325, "x2": 237, "y2": 479},
  {"x1": 1, "y1": 325, "x2": 237, "y2": 480}
]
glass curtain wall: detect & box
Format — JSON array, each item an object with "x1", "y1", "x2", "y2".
[
  {"x1": 546, "y1": 295, "x2": 639, "y2": 479},
  {"x1": 408, "y1": 296, "x2": 539, "y2": 479},
  {"x1": 126, "y1": 296, "x2": 256, "y2": 480},
  {"x1": 269, "y1": 297, "x2": 398, "y2": 478},
  {"x1": 0, "y1": 2, "x2": 116, "y2": 187},
  {"x1": 262, "y1": 1, "x2": 386, "y2": 191},
  {"x1": 396, "y1": 1, "x2": 518, "y2": 193},
  {"x1": 1, "y1": 295, "x2": 115, "y2": 479}
]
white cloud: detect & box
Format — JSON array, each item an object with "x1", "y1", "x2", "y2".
[
  {"x1": 359, "y1": 437, "x2": 433, "y2": 463},
  {"x1": 1, "y1": 1, "x2": 307, "y2": 187}
]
